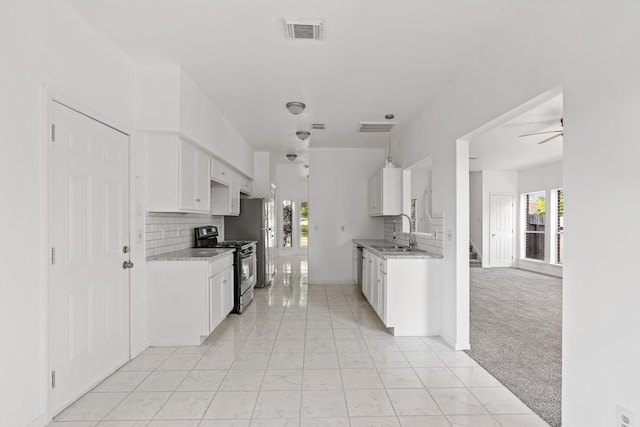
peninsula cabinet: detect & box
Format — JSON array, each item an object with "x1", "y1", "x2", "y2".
[
  {"x1": 368, "y1": 168, "x2": 402, "y2": 216},
  {"x1": 147, "y1": 134, "x2": 211, "y2": 213},
  {"x1": 148, "y1": 253, "x2": 234, "y2": 346},
  {"x1": 362, "y1": 249, "x2": 441, "y2": 336}
]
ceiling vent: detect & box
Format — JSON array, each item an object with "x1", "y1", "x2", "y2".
[
  {"x1": 284, "y1": 18, "x2": 325, "y2": 40},
  {"x1": 311, "y1": 123, "x2": 325, "y2": 130},
  {"x1": 357, "y1": 121, "x2": 397, "y2": 133}
]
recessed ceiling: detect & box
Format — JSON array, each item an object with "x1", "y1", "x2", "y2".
[
  {"x1": 62, "y1": 0, "x2": 538, "y2": 163},
  {"x1": 469, "y1": 94, "x2": 563, "y2": 171}
]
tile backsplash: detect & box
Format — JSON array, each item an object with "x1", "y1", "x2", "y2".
[
  {"x1": 383, "y1": 212, "x2": 444, "y2": 256},
  {"x1": 145, "y1": 212, "x2": 224, "y2": 257}
]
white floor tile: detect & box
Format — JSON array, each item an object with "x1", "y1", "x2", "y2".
[
  {"x1": 253, "y1": 390, "x2": 302, "y2": 419},
  {"x1": 55, "y1": 392, "x2": 127, "y2": 421},
  {"x1": 177, "y1": 370, "x2": 226, "y2": 391},
  {"x1": 92, "y1": 371, "x2": 150, "y2": 392},
  {"x1": 378, "y1": 368, "x2": 424, "y2": 389},
  {"x1": 219, "y1": 369, "x2": 266, "y2": 391},
  {"x1": 414, "y1": 368, "x2": 465, "y2": 388},
  {"x1": 268, "y1": 352, "x2": 305, "y2": 370},
  {"x1": 153, "y1": 391, "x2": 214, "y2": 419},
  {"x1": 203, "y1": 391, "x2": 258, "y2": 419},
  {"x1": 469, "y1": 387, "x2": 533, "y2": 414},
  {"x1": 398, "y1": 416, "x2": 451, "y2": 427},
  {"x1": 300, "y1": 390, "x2": 348, "y2": 418},
  {"x1": 446, "y1": 414, "x2": 501, "y2": 427},
  {"x1": 261, "y1": 370, "x2": 303, "y2": 391},
  {"x1": 302, "y1": 369, "x2": 343, "y2": 390},
  {"x1": 299, "y1": 418, "x2": 349, "y2": 427},
  {"x1": 349, "y1": 417, "x2": 401, "y2": 427},
  {"x1": 303, "y1": 352, "x2": 339, "y2": 369},
  {"x1": 104, "y1": 392, "x2": 172, "y2": 420},
  {"x1": 387, "y1": 388, "x2": 442, "y2": 416},
  {"x1": 340, "y1": 368, "x2": 383, "y2": 389},
  {"x1": 428, "y1": 389, "x2": 487, "y2": 416},
  {"x1": 136, "y1": 370, "x2": 189, "y2": 392},
  {"x1": 493, "y1": 414, "x2": 551, "y2": 427},
  {"x1": 344, "y1": 389, "x2": 395, "y2": 417}
]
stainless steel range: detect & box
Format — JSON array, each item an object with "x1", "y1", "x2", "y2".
[{"x1": 194, "y1": 226, "x2": 257, "y2": 313}]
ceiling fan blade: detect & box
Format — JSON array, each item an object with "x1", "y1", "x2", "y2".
[
  {"x1": 519, "y1": 130, "x2": 563, "y2": 137},
  {"x1": 538, "y1": 133, "x2": 563, "y2": 144}
]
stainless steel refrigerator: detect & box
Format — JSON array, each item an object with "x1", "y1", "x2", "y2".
[{"x1": 225, "y1": 198, "x2": 275, "y2": 288}]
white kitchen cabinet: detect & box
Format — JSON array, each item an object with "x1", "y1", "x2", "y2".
[
  {"x1": 361, "y1": 248, "x2": 441, "y2": 336},
  {"x1": 211, "y1": 170, "x2": 241, "y2": 216},
  {"x1": 368, "y1": 168, "x2": 402, "y2": 216},
  {"x1": 148, "y1": 253, "x2": 234, "y2": 346},
  {"x1": 148, "y1": 134, "x2": 211, "y2": 213},
  {"x1": 210, "y1": 157, "x2": 231, "y2": 186},
  {"x1": 352, "y1": 244, "x2": 359, "y2": 283},
  {"x1": 239, "y1": 175, "x2": 252, "y2": 195}
]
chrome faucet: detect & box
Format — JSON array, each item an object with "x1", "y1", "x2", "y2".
[{"x1": 399, "y1": 213, "x2": 416, "y2": 249}]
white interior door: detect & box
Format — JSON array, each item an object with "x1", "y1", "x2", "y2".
[
  {"x1": 50, "y1": 101, "x2": 131, "y2": 414},
  {"x1": 489, "y1": 193, "x2": 514, "y2": 267}
]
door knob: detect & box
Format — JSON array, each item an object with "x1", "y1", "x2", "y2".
[{"x1": 122, "y1": 260, "x2": 134, "y2": 269}]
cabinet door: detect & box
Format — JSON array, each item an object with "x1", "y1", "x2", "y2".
[
  {"x1": 211, "y1": 158, "x2": 231, "y2": 186},
  {"x1": 195, "y1": 150, "x2": 210, "y2": 211},
  {"x1": 379, "y1": 270, "x2": 387, "y2": 323},
  {"x1": 209, "y1": 270, "x2": 224, "y2": 333},
  {"x1": 362, "y1": 251, "x2": 369, "y2": 298},
  {"x1": 222, "y1": 266, "x2": 234, "y2": 315},
  {"x1": 180, "y1": 141, "x2": 198, "y2": 211},
  {"x1": 229, "y1": 172, "x2": 240, "y2": 215}
]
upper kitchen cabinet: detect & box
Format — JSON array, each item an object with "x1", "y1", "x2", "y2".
[
  {"x1": 210, "y1": 157, "x2": 231, "y2": 186},
  {"x1": 368, "y1": 168, "x2": 402, "y2": 216},
  {"x1": 239, "y1": 175, "x2": 252, "y2": 196},
  {"x1": 211, "y1": 170, "x2": 240, "y2": 216},
  {"x1": 148, "y1": 134, "x2": 211, "y2": 213}
]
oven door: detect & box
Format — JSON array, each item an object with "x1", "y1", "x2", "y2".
[{"x1": 240, "y1": 248, "x2": 256, "y2": 295}]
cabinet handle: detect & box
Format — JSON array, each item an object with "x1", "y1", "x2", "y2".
[
  {"x1": 222, "y1": 279, "x2": 227, "y2": 284},
  {"x1": 196, "y1": 198, "x2": 201, "y2": 202}
]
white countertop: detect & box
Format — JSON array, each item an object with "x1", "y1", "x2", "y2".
[
  {"x1": 146, "y1": 247, "x2": 235, "y2": 262},
  {"x1": 353, "y1": 239, "x2": 443, "y2": 259}
]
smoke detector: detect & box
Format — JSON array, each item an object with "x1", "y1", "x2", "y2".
[{"x1": 284, "y1": 18, "x2": 325, "y2": 40}]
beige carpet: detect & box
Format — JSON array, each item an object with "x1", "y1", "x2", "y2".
[{"x1": 465, "y1": 268, "x2": 562, "y2": 427}]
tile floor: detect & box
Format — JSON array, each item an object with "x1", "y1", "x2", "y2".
[{"x1": 52, "y1": 255, "x2": 550, "y2": 427}]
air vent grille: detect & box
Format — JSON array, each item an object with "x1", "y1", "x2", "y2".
[
  {"x1": 311, "y1": 123, "x2": 325, "y2": 130},
  {"x1": 357, "y1": 121, "x2": 397, "y2": 133},
  {"x1": 284, "y1": 18, "x2": 324, "y2": 40}
]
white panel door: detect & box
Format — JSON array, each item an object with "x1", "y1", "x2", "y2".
[
  {"x1": 489, "y1": 193, "x2": 514, "y2": 267},
  {"x1": 50, "y1": 102, "x2": 130, "y2": 414}
]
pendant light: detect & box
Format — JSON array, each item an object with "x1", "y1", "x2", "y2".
[{"x1": 384, "y1": 114, "x2": 395, "y2": 168}]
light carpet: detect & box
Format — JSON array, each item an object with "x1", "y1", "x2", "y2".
[{"x1": 465, "y1": 268, "x2": 562, "y2": 427}]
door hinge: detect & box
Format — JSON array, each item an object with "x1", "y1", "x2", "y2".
[
  {"x1": 51, "y1": 247, "x2": 56, "y2": 265},
  {"x1": 51, "y1": 371, "x2": 56, "y2": 389},
  {"x1": 51, "y1": 124, "x2": 56, "y2": 142}
]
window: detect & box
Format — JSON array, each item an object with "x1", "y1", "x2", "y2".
[
  {"x1": 299, "y1": 201, "x2": 308, "y2": 248},
  {"x1": 282, "y1": 200, "x2": 293, "y2": 248},
  {"x1": 554, "y1": 189, "x2": 564, "y2": 265},
  {"x1": 524, "y1": 191, "x2": 545, "y2": 260}
]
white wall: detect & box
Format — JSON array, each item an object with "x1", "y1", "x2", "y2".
[
  {"x1": 1, "y1": 1, "x2": 138, "y2": 426},
  {"x1": 276, "y1": 163, "x2": 309, "y2": 255},
  {"x1": 253, "y1": 152, "x2": 276, "y2": 199},
  {"x1": 517, "y1": 161, "x2": 563, "y2": 276},
  {"x1": 481, "y1": 171, "x2": 518, "y2": 268},
  {"x1": 309, "y1": 148, "x2": 385, "y2": 284},
  {"x1": 396, "y1": 1, "x2": 640, "y2": 423},
  {"x1": 136, "y1": 67, "x2": 255, "y2": 178},
  {"x1": 469, "y1": 172, "x2": 483, "y2": 257}
]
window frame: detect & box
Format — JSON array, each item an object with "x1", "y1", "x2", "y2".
[{"x1": 521, "y1": 191, "x2": 546, "y2": 262}]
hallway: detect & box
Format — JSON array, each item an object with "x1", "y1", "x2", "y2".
[{"x1": 51, "y1": 255, "x2": 549, "y2": 427}]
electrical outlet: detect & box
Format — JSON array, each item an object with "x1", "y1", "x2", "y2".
[
  {"x1": 618, "y1": 405, "x2": 635, "y2": 427},
  {"x1": 340, "y1": 225, "x2": 345, "y2": 232}
]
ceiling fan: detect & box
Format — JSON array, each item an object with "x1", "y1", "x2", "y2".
[{"x1": 519, "y1": 118, "x2": 563, "y2": 144}]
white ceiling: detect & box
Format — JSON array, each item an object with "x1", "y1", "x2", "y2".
[
  {"x1": 469, "y1": 94, "x2": 563, "y2": 172},
  {"x1": 63, "y1": 0, "x2": 549, "y2": 165}
]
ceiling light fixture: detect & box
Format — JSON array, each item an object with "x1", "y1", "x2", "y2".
[
  {"x1": 384, "y1": 114, "x2": 395, "y2": 168},
  {"x1": 296, "y1": 131, "x2": 311, "y2": 141},
  {"x1": 286, "y1": 153, "x2": 298, "y2": 162},
  {"x1": 286, "y1": 102, "x2": 306, "y2": 115}
]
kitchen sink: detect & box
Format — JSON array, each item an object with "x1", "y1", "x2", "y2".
[{"x1": 371, "y1": 245, "x2": 421, "y2": 253}]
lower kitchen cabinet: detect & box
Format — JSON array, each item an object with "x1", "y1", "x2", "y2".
[
  {"x1": 148, "y1": 253, "x2": 234, "y2": 346},
  {"x1": 362, "y1": 249, "x2": 440, "y2": 336}
]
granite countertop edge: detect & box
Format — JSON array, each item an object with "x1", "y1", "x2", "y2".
[
  {"x1": 353, "y1": 239, "x2": 443, "y2": 259},
  {"x1": 146, "y1": 247, "x2": 236, "y2": 262}
]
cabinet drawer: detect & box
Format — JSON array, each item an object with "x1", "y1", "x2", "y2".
[{"x1": 209, "y1": 253, "x2": 234, "y2": 277}]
